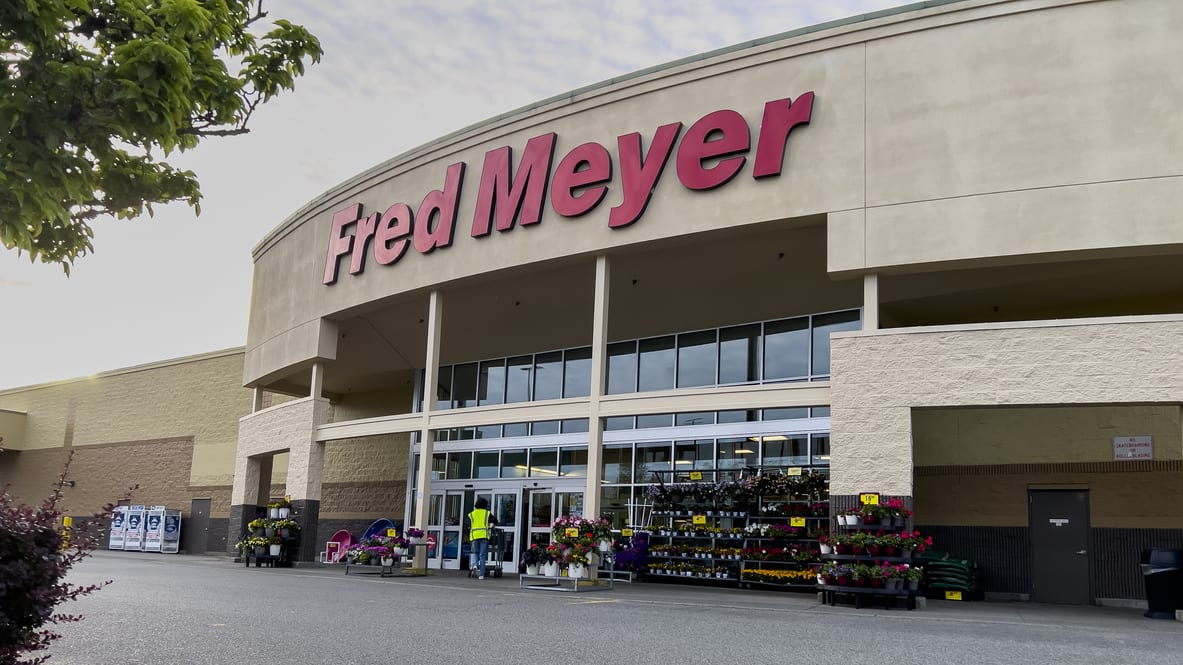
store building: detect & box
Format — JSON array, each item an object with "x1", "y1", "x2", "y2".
[{"x1": 2, "y1": 0, "x2": 1180, "y2": 606}]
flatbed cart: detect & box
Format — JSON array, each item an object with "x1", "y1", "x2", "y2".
[{"x1": 467, "y1": 529, "x2": 505, "y2": 578}]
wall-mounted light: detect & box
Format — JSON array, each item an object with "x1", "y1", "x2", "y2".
[{"x1": 63, "y1": 480, "x2": 76, "y2": 488}]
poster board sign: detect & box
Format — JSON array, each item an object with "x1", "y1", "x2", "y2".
[{"x1": 1113, "y1": 435, "x2": 1152, "y2": 461}]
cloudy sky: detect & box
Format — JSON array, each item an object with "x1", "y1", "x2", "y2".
[{"x1": 0, "y1": 0, "x2": 902, "y2": 390}]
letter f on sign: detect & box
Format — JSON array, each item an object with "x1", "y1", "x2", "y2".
[{"x1": 323, "y1": 203, "x2": 363, "y2": 285}]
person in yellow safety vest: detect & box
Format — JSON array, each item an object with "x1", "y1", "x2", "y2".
[{"x1": 467, "y1": 497, "x2": 497, "y2": 579}]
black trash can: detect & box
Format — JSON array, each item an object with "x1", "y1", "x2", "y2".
[{"x1": 1140, "y1": 548, "x2": 1183, "y2": 619}]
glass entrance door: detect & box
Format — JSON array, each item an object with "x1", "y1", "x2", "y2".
[{"x1": 523, "y1": 486, "x2": 584, "y2": 549}]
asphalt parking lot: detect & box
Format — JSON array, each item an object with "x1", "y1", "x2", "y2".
[{"x1": 42, "y1": 550, "x2": 1183, "y2": 665}]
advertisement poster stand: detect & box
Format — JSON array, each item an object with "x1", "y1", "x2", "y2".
[
  {"x1": 108, "y1": 506, "x2": 128, "y2": 550},
  {"x1": 123, "y1": 505, "x2": 146, "y2": 551},
  {"x1": 143, "y1": 506, "x2": 166, "y2": 552},
  {"x1": 161, "y1": 510, "x2": 182, "y2": 554}
]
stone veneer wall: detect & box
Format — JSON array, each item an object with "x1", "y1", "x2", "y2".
[{"x1": 829, "y1": 316, "x2": 1183, "y2": 497}]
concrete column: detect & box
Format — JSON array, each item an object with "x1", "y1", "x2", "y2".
[
  {"x1": 227, "y1": 455, "x2": 273, "y2": 552},
  {"x1": 863, "y1": 273, "x2": 879, "y2": 331},
  {"x1": 584, "y1": 256, "x2": 609, "y2": 519},
  {"x1": 412, "y1": 290, "x2": 443, "y2": 569},
  {"x1": 310, "y1": 362, "x2": 324, "y2": 399}
]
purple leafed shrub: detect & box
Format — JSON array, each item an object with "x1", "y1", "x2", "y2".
[{"x1": 0, "y1": 447, "x2": 132, "y2": 664}]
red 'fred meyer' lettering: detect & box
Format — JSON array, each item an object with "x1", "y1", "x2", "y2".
[
  {"x1": 322, "y1": 92, "x2": 815, "y2": 283},
  {"x1": 471, "y1": 133, "x2": 556, "y2": 237}
]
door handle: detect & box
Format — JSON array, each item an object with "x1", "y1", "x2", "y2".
[{"x1": 1075, "y1": 549, "x2": 1087, "y2": 555}]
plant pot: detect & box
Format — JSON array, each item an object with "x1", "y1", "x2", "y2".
[
  {"x1": 885, "y1": 578, "x2": 901, "y2": 590},
  {"x1": 525, "y1": 564, "x2": 540, "y2": 576},
  {"x1": 264, "y1": 528, "x2": 276, "y2": 538},
  {"x1": 381, "y1": 558, "x2": 394, "y2": 567},
  {"x1": 901, "y1": 548, "x2": 914, "y2": 559},
  {"x1": 392, "y1": 547, "x2": 406, "y2": 557},
  {"x1": 568, "y1": 563, "x2": 586, "y2": 579},
  {"x1": 819, "y1": 544, "x2": 833, "y2": 554},
  {"x1": 599, "y1": 539, "x2": 612, "y2": 553},
  {"x1": 907, "y1": 579, "x2": 920, "y2": 590},
  {"x1": 854, "y1": 578, "x2": 866, "y2": 587},
  {"x1": 870, "y1": 578, "x2": 884, "y2": 588},
  {"x1": 278, "y1": 507, "x2": 290, "y2": 518},
  {"x1": 253, "y1": 546, "x2": 265, "y2": 557},
  {"x1": 867, "y1": 545, "x2": 881, "y2": 556},
  {"x1": 836, "y1": 576, "x2": 849, "y2": 586},
  {"x1": 279, "y1": 528, "x2": 290, "y2": 538},
  {"x1": 269, "y1": 544, "x2": 281, "y2": 556},
  {"x1": 268, "y1": 508, "x2": 280, "y2": 519},
  {"x1": 251, "y1": 528, "x2": 264, "y2": 537},
  {"x1": 409, "y1": 537, "x2": 425, "y2": 545},
  {"x1": 542, "y1": 562, "x2": 561, "y2": 577}
]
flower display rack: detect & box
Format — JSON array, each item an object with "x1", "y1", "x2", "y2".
[
  {"x1": 643, "y1": 467, "x2": 830, "y2": 592},
  {"x1": 817, "y1": 498, "x2": 930, "y2": 610}
]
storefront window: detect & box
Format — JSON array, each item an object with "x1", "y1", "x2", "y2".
[
  {"x1": 811, "y1": 310, "x2": 861, "y2": 376},
  {"x1": 561, "y1": 419, "x2": 588, "y2": 433},
  {"x1": 501, "y1": 449, "x2": 527, "y2": 478},
  {"x1": 717, "y1": 436, "x2": 757, "y2": 469},
  {"x1": 447, "y1": 451, "x2": 473, "y2": 479},
  {"x1": 604, "y1": 416, "x2": 634, "y2": 431},
  {"x1": 478, "y1": 359, "x2": 506, "y2": 405},
  {"x1": 475, "y1": 424, "x2": 502, "y2": 439},
  {"x1": 763, "y1": 317, "x2": 809, "y2": 381},
  {"x1": 635, "y1": 441, "x2": 671, "y2": 480},
  {"x1": 503, "y1": 422, "x2": 529, "y2": 437},
  {"x1": 638, "y1": 335, "x2": 675, "y2": 392},
  {"x1": 759, "y1": 434, "x2": 808, "y2": 467},
  {"x1": 811, "y1": 433, "x2": 831, "y2": 465},
  {"x1": 506, "y1": 355, "x2": 532, "y2": 403},
  {"x1": 529, "y1": 448, "x2": 558, "y2": 477},
  {"x1": 676, "y1": 330, "x2": 717, "y2": 387},
  {"x1": 675, "y1": 411, "x2": 714, "y2": 427},
  {"x1": 718, "y1": 409, "x2": 758, "y2": 423},
  {"x1": 674, "y1": 439, "x2": 714, "y2": 471},
  {"x1": 719, "y1": 323, "x2": 760, "y2": 384},
  {"x1": 636, "y1": 414, "x2": 672, "y2": 429},
  {"x1": 531, "y1": 420, "x2": 559, "y2": 436},
  {"x1": 606, "y1": 341, "x2": 637, "y2": 394},
  {"x1": 563, "y1": 347, "x2": 592, "y2": 398},
  {"x1": 474, "y1": 451, "x2": 499, "y2": 478},
  {"x1": 599, "y1": 486, "x2": 631, "y2": 528},
  {"x1": 533, "y1": 351, "x2": 563, "y2": 400},
  {"x1": 560, "y1": 448, "x2": 587, "y2": 477},
  {"x1": 763, "y1": 407, "x2": 809, "y2": 421},
  {"x1": 452, "y1": 362, "x2": 478, "y2": 408},
  {"x1": 436, "y1": 365, "x2": 454, "y2": 409},
  {"x1": 431, "y1": 452, "x2": 446, "y2": 480},
  {"x1": 602, "y1": 445, "x2": 633, "y2": 483}
]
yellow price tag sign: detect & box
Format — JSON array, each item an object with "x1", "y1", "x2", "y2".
[
  {"x1": 621, "y1": 528, "x2": 634, "y2": 537},
  {"x1": 859, "y1": 493, "x2": 880, "y2": 505},
  {"x1": 692, "y1": 515, "x2": 707, "y2": 525},
  {"x1": 790, "y1": 517, "x2": 806, "y2": 527},
  {"x1": 386, "y1": 528, "x2": 398, "y2": 538},
  {"x1": 63, "y1": 516, "x2": 74, "y2": 527},
  {"x1": 786, "y1": 467, "x2": 803, "y2": 476},
  {"x1": 284, "y1": 495, "x2": 291, "y2": 503},
  {"x1": 688, "y1": 471, "x2": 703, "y2": 481},
  {"x1": 945, "y1": 590, "x2": 963, "y2": 601},
  {"x1": 565, "y1": 527, "x2": 580, "y2": 537}
]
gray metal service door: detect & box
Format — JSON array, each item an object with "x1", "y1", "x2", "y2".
[
  {"x1": 188, "y1": 498, "x2": 210, "y2": 554},
  {"x1": 1029, "y1": 490, "x2": 1090, "y2": 604}
]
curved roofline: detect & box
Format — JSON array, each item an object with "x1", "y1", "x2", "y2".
[{"x1": 252, "y1": 0, "x2": 973, "y2": 257}]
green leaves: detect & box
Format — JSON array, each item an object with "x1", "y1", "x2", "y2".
[{"x1": 0, "y1": 0, "x2": 323, "y2": 271}]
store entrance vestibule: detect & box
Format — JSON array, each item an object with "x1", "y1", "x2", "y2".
[{"x1": 426, "y1": 483, "x2": 583, "y2": 571}]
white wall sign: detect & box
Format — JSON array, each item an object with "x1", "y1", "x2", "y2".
[{"x1": 1113, "y1": 435, "x2": 1152, "y2": 461}]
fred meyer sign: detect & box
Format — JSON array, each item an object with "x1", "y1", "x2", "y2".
[{"x1": 323, "y1": 92, "x2": 815, "y2": 284}]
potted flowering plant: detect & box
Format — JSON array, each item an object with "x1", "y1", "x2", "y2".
[
  {"x1": 273, "y1": 518, "x2": 299, "y2": 538},
  {"x1": 901, "y1": 530, "x2": 933, "y2": 556},
  {"x1": 405, "y1": 527, "x2": 426, "y2": 545},
  {"x1": 247, "y1": 518, "x2": 273, "y2": 536},
  {"x1": 905, "y1": 565, "x2": 925, "y2": 589},
  {"x1": 520, "y1": 544, "x2": 544, "y2": 575},
  {"x1": 266, "y1": 498, "x2": 291, "y2": 519}
]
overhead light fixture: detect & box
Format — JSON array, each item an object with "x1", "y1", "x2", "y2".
[
  {"x1": 674, "y1": 460, "x2": 693, "y2": 465},
  {"x1": 515, "y1": 465, "x2": 562, "y2": 476},
  {"x1": 750, "y1": 435, "x2": 788, "y2": 442},
  {"x1": 734, "y1": 449, "x2": 755, "y2": 454}
]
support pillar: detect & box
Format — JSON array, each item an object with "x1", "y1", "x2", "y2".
[
  {"x1": 863, "y1": 273, "x2": 879, "y2": 331},
  {"x1": 413, "y1": 290, "x2": 443, "y2": 569},
  {"x1": 584, "y1": 256, "x2": 609, "y2": 519},
  {"x1": 228, "y1": 455, "x2": 273, "y2": 554}
]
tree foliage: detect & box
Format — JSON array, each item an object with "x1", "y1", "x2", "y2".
[
  {"x1": 0, "y1": 0, "x2": 322, "y2": 273},
  {"x1": 0, "y1": 445, "x2": 134, "y2": 664}
]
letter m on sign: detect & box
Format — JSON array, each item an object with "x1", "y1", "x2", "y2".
[{"x1": 471, "y1": 133, "x2": 556, "y2": 237}]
